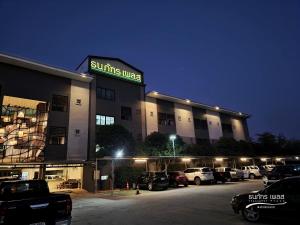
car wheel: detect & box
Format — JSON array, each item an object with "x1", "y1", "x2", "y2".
[
  {"x1": 242, "y1": 206, "x2": 260, "y2": 222},
  {"x1": 194, "y1": 177, "x2": 201, "y2": 185},
  {"x1": 249, "y1": 174, "x2": 255, "y2": 179},
  {"x1": 148, "y1": 182, "x2": 153, "y2": 191},
  {"x1": 174, "y1": 181, "x2": 179, "y2": 188}
]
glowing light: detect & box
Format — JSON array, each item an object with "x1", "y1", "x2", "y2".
[
  {"x1": 260, "y1": 158, "x2": 267, "y2": 162},
  {"x1": 153, "y1": 91, "x2": 159, "y2": 95},
  {"x1": 80, "y1": 73, "x2": 87, "y2": 78},
  {"x1": 185, "y1": 99, "x2": 191, "y2": 103},
  {"x1": 169, "y1": 134, "x2": 176, "y2": 141},
  {"x1": 115, "y1": 149, "x2": 124, "y2": 158},
  {"x1": 215, "y1": 157, "x2": 223, "y2": 162},
  {"x1": 240, "y1": 157, "x2": 248, "y2": 162},
  {"x1": 134, "y1": 158, "x2": 148, "y2": 163},
  {"x1": 275, "y1": 158, "x2": 283, "y2": 162},
  {"x1": 238, "y1": 112, "x2": 242, "y2": 116},
  {"x1": 182, "y1": 158, "x2": 191, "y2": 162},
  {"x1": 215, "y1": 106, "x2": 220, "y2": 110}
]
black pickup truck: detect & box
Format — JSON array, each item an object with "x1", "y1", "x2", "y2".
[{"x1": 0, "y1": 179, "x2": 72, "y2": 225}]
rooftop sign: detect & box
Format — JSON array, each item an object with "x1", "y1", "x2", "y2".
[{"x1": 88, "y1": 57, "x2": 143, "y2": 84}]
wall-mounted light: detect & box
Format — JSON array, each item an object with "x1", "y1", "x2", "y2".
[
  {"x1": 238, "y1": 112, "x2": 242, "y2": 116},
  {"x1": 80, "y1": 73, "x2": 87, "y2": 78},
  {"x1": 153, "y1": 91, "x2": 159, "y2": 95},
  {"x1": 134, "y1": 158, "x2": 148, "y2": 163},
  {"x1": 275, "y1": 158, "x2": 283, "y2": 162},
  {"x1": 185, "y1": 99, "x2": 191, "y2": 103},
  {"x1": 240, "y1": 157, "x2": 248, "y2": 162},
  {"x1": 215, "y1": 106, "x2": 220, "y2": 110},
  {"x1": 260, "y1": 158, "x2": 267, "y2": 162},
  {"x1": 182, "y1": 158, "x2": 191, "y2": 162},
  {"x1": 115, "y1": 149, "x2": 124, "y2": 158},
  {"x1": 215, "y1": 157, "x2": 223, "y2": 162}
]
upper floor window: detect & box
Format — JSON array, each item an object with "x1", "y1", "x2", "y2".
[
  {"x1": 121, "y1": 106, "x2": 132, "y2": 121},
  {"x1": 96, "y1": 115, "x2": 115, "y2": 125},
  {"x1": 51, "y1": 95, "x2": 68, "y2": 112},
  {"x1": 158, "y1": 112, "x2": 175, "y2": 126},
  {"x1": 96, "y1": 87, "x2": 115, "y2": 101},
  {"x1": 222, "y1": 123, "x2": 233, "y2": 133},
  {"x1": 49, "y1": 127, "x2": 66, "y2": 145},
  {"x1": 194, "y1": 118, "x2": 208, "y2": 130}
]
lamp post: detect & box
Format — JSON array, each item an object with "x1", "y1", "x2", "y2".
[
  {"x1": 111, "y1": 149, "x2": 123, "y2": 196},
  {"x1": 169, "y1": 135, "x2": 176, "y2": 158}
]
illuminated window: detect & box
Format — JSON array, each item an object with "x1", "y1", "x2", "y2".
[
  {"x1": 52, "y1": 95, "x2": 68, "y2": 112},
  {"x1": 96, "y1": 115, "x2": 114, "y2": 125},
  {"x1": 96, "y1": 87, "x2": 115, "y2": 101},
  {"x1": 49, "y1": 127, "x2": 66, "y2": 145}
]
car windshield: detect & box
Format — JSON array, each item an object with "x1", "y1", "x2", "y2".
[{"x1": 201, "y1": 168, "x2": 211, "y2": 172}]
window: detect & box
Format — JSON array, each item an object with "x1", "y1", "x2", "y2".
[
  {"x1": 222, "y1": 123, "x2": 233, "y2": 133},
  {"x1": 96, "y1": 115, "x2": 114, "y2": 125},
  {"x1": 121, "y1": 106, "x2": 132, "y2": 121},
  {"x1": 49, "y1": 127, "x2": 66, "y2": 145},
  {"x1": 96, "y1": 87, "x2": 115, "y2": 101},
  {"x1": 51, "y1": 95, "x2": 68, "y2": 112},
  {"x1": 194, "y1": 118, "x2": 208, "y2": 130},
  {"x1": 158, "y1": 112, "x2": 175, "y2": 126}
]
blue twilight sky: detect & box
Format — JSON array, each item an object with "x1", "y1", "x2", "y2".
[{"x1": 0, "y1": 0, "x2": 299, "y2": 139}]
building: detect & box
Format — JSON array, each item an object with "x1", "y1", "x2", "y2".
[
  {"x1": 145, "y1": 91, "x2": 250, "y2": 144},
  {"x1": 0, "y1": 52, "x2": 250, "y2": 191}
]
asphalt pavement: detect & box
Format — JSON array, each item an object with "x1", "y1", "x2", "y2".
[{"x1": 71, "y1": 180, "x2": 279, "y2": 225}]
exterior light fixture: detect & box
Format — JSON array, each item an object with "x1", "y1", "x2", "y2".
[
  {"x1": 182, "y1": 158, "x2": 191, "y2": 162},
  {"x1": 215, "y1": 106, "x2": 220, "y2": 110},
  {"x1": 295, "y1": 156, "x2": 299, "y2": 160},
  {"x1": 240, "y1": 157, "x2": 248, "y2": 162},
  {"x1": 238, "y1": 112, "x2": 242, "y2": 116},
  {"x1": 169, "y1": 135, "x2": 177, "y2": 158},
  {"x1": 275, "y1": 158, "x2": 283, "y2": 162},
  {"x1": 185, "y1": 99, "x2": 191, "y2": 103},
  {"x1": 115, "y1": 149, "x2": 124, "y2": 158},
  {"x1": 80, "y1": 73, "x2": 87, "y2": 78},
  {"x1": 260, "y1": 158, "x2": 267, "y2": 162},
  {"x1": 153, "y1": 91, "x2": 158, "y2": 95},
  {"x1": 134, "y1": 158, "x2": 148, "y2": 163},
  {"x1": 215, "y1": 157, "x2": 223, "y2": 162}
]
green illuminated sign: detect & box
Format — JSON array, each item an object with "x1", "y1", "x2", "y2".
[{"x1": 89, "y1": 58, "x2": 143, "y2": 84}]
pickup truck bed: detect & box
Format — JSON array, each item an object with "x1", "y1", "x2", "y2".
[{"x1": 0, "y1": 180, "x2": 72, "y2": 225}]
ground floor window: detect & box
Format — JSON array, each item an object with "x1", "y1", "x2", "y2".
[{"x1": 96, "y1": 115, "x2": 114, "y2": 125}]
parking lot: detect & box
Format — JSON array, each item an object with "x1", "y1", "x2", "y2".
[{"x1": 71, "y1": 180, "x2": 275, "y2": 225}]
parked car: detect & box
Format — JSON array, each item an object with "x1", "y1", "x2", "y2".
[
  {"x1": 241, "y1": 166, "x2": 262, "y2": 179},
  {"x1": 231, "y1": 176, "x2": 300, "y2": 222},
  {"x1": 212, "y1": 168, "x2": 230, "y2": 183},
  {"x1": 184, "y1": 167, "x2": 214, "y2": 185},
  {"x1": 57, "y1": 179, "x2": 81, "y2": 189},
  {"x1": 263, "y1": 164, "x2": 276, "y2": 172},
  {"x1": 263, "y1": 164, "x2": 300, "y2": 186},
  {"x1": 0, "y1": 179, "x2": 72, "y2": 225},
  {"x1": 137, "y1": 172, "x2": 169, "y2": 191},
  {"x1": 215, "y1": 167, "x2": 243, "y2": 181},
  {"x1": 167, "y1": 171, "x2": 188, "y2": 187}
]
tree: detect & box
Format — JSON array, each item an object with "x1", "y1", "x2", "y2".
[
  {"x1": 95, "y1": 125, "x2": 135, "y2": 157},
  {"x1": 143, "y1": 132, "x2": 185, "y2": 156}
]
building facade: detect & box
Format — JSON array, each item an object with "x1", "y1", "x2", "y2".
[{"x1": 0, "y1": 52, "x2": 250, "y2": 191}]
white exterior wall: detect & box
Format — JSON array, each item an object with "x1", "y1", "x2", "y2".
[
  {"x1": 231, "y1": 118, "x2": 246, "y2": 141},
  {"x1": 67, "y1": 80, "x2": 90, "y2": 161},
  {"x1": 206, "y1": 110, "x2": 223, "y2": 141},
  {"x1": 174, "y1": 103, "x2": 195, "y2": 144},
  {"x1": 145, "y1": 97, "x2": 158, "y2": 135}
]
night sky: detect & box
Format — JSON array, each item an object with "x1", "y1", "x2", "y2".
[{"x1": 0, "y1": 0, "x2": 299, "y2": 139}]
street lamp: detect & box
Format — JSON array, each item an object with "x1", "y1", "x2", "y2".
[
  {"x1": 169, "y1": 135, "x2": 177, "y2": 158},
  {"x1": 111, "y1": 149, "x2": 124, "y2": 196}
]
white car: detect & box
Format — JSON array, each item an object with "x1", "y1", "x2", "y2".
[
  {"x1": 263, "y1": 164, "x2": 276, "y2": 172},
  {"x1": 184, "y1": 167, "x2": 214, "y2": 185},
  {"x1": 215, "y1": 167, "x2": 244, "y2": 181},
  {"x1": 241, "y1": 165, "x2": 262, "y2": 179}
]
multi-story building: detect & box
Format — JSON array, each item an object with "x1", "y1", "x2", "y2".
[
  {"x1": 0, "y1": 52, "x2": 250, "y2": 191},
  {"x1": 145, "y1": 91, "x2": 250, "y2": 144}
]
